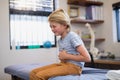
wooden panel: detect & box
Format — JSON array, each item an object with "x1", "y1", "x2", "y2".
[
  {"x1": 67, "y1": 0, "x2": 103, "y2": 6},
  {"x1": 85, "y1": 58, "x2": 120, "y2": 69},
  {"x1": 71, "y1": 18, "x2": 104, "y2": 24}
]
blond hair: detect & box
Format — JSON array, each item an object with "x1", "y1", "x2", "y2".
[{"x1": 48, "y1": 9, "x2": 71, "y2": 31}]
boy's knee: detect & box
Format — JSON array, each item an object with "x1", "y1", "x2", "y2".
[{"x1": 36, "y1": 73, "x2": 48, "y2": 80}]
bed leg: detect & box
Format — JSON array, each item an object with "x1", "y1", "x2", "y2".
[{"x1": 11, "y1": 75, "x2": 24, "y2": 80}]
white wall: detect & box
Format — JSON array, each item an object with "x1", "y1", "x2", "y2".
[
  {"x1": 101, "y1": 0, "x2": 120, "y2": 56},
  {"x1": 0, "y1": 0, "x2": 120, "y2": 80},
  {"x1": 0, "y1": 0, "x2": 59, "y2": 80}
]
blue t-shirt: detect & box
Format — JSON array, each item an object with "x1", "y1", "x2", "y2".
[{"x1": 58, "y1": 31, "x2": 85, "y2": 68}]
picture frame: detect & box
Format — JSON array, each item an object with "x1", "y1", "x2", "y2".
[{"x1": 69, "y1": 6, "x2": 79, "y2": 18}]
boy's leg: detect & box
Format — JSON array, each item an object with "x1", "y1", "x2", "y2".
[
  {"x1": 36, "y1": 62, "x2": 82, "y2": 80},
  {"x1": 30, "y1": 63, "x2": 60, "y2": 80}
]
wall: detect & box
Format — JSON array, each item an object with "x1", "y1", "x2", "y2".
[
  {"x1": 0, "y1": 0, "x2": 59, "y2": 80},
  {"x1": 100, "y1": 0, "x2": 120, "y2": 56},
  {"x1": 0, "y1": 0, "x2": 120, "y2": 80}
]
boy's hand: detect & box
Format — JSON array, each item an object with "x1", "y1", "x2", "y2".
[{"x1": 58, "y1": 50, "x2": 68, "y2": 62}]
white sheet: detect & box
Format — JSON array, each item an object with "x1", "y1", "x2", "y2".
[{"x1": 106, "y1": 70, "x2": 120, "y2": 80}]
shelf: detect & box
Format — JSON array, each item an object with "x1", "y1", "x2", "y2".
[
  {"x1": 82, "y1": 38, "x2": 105, "y2": 42},
  {"x1": 68, "y1": 0, "x2": 105, "y2": 48},
  {"x1": 85, "y1": 58, "x2": 120, "y2": 69},
  {"x1": 71, "y1": 18, "x2": 104, "y2": 24},
  {"x1": 67, "y1": 0, "x2": 103, "y2": 6}
]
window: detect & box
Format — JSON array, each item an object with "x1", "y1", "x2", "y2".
[
  {"x1": 9, "y1": 0, "x2": 56, "y2": 49},
  {"x1": 112, "y1": 2, "x2": 120, "y2": 42}
]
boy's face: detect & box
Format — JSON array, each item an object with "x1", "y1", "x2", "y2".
[{"x1": 49, "y1": 22, "x2": 66, "y2": 36}]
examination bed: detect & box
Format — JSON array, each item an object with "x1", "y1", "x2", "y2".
[{"x1": 4, "y1": 62, "x2": 109, "y2": 80}]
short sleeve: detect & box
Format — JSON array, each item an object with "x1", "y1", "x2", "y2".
[{"x1": 70, "y1": 32, "x2": 84, "y2": 48}]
